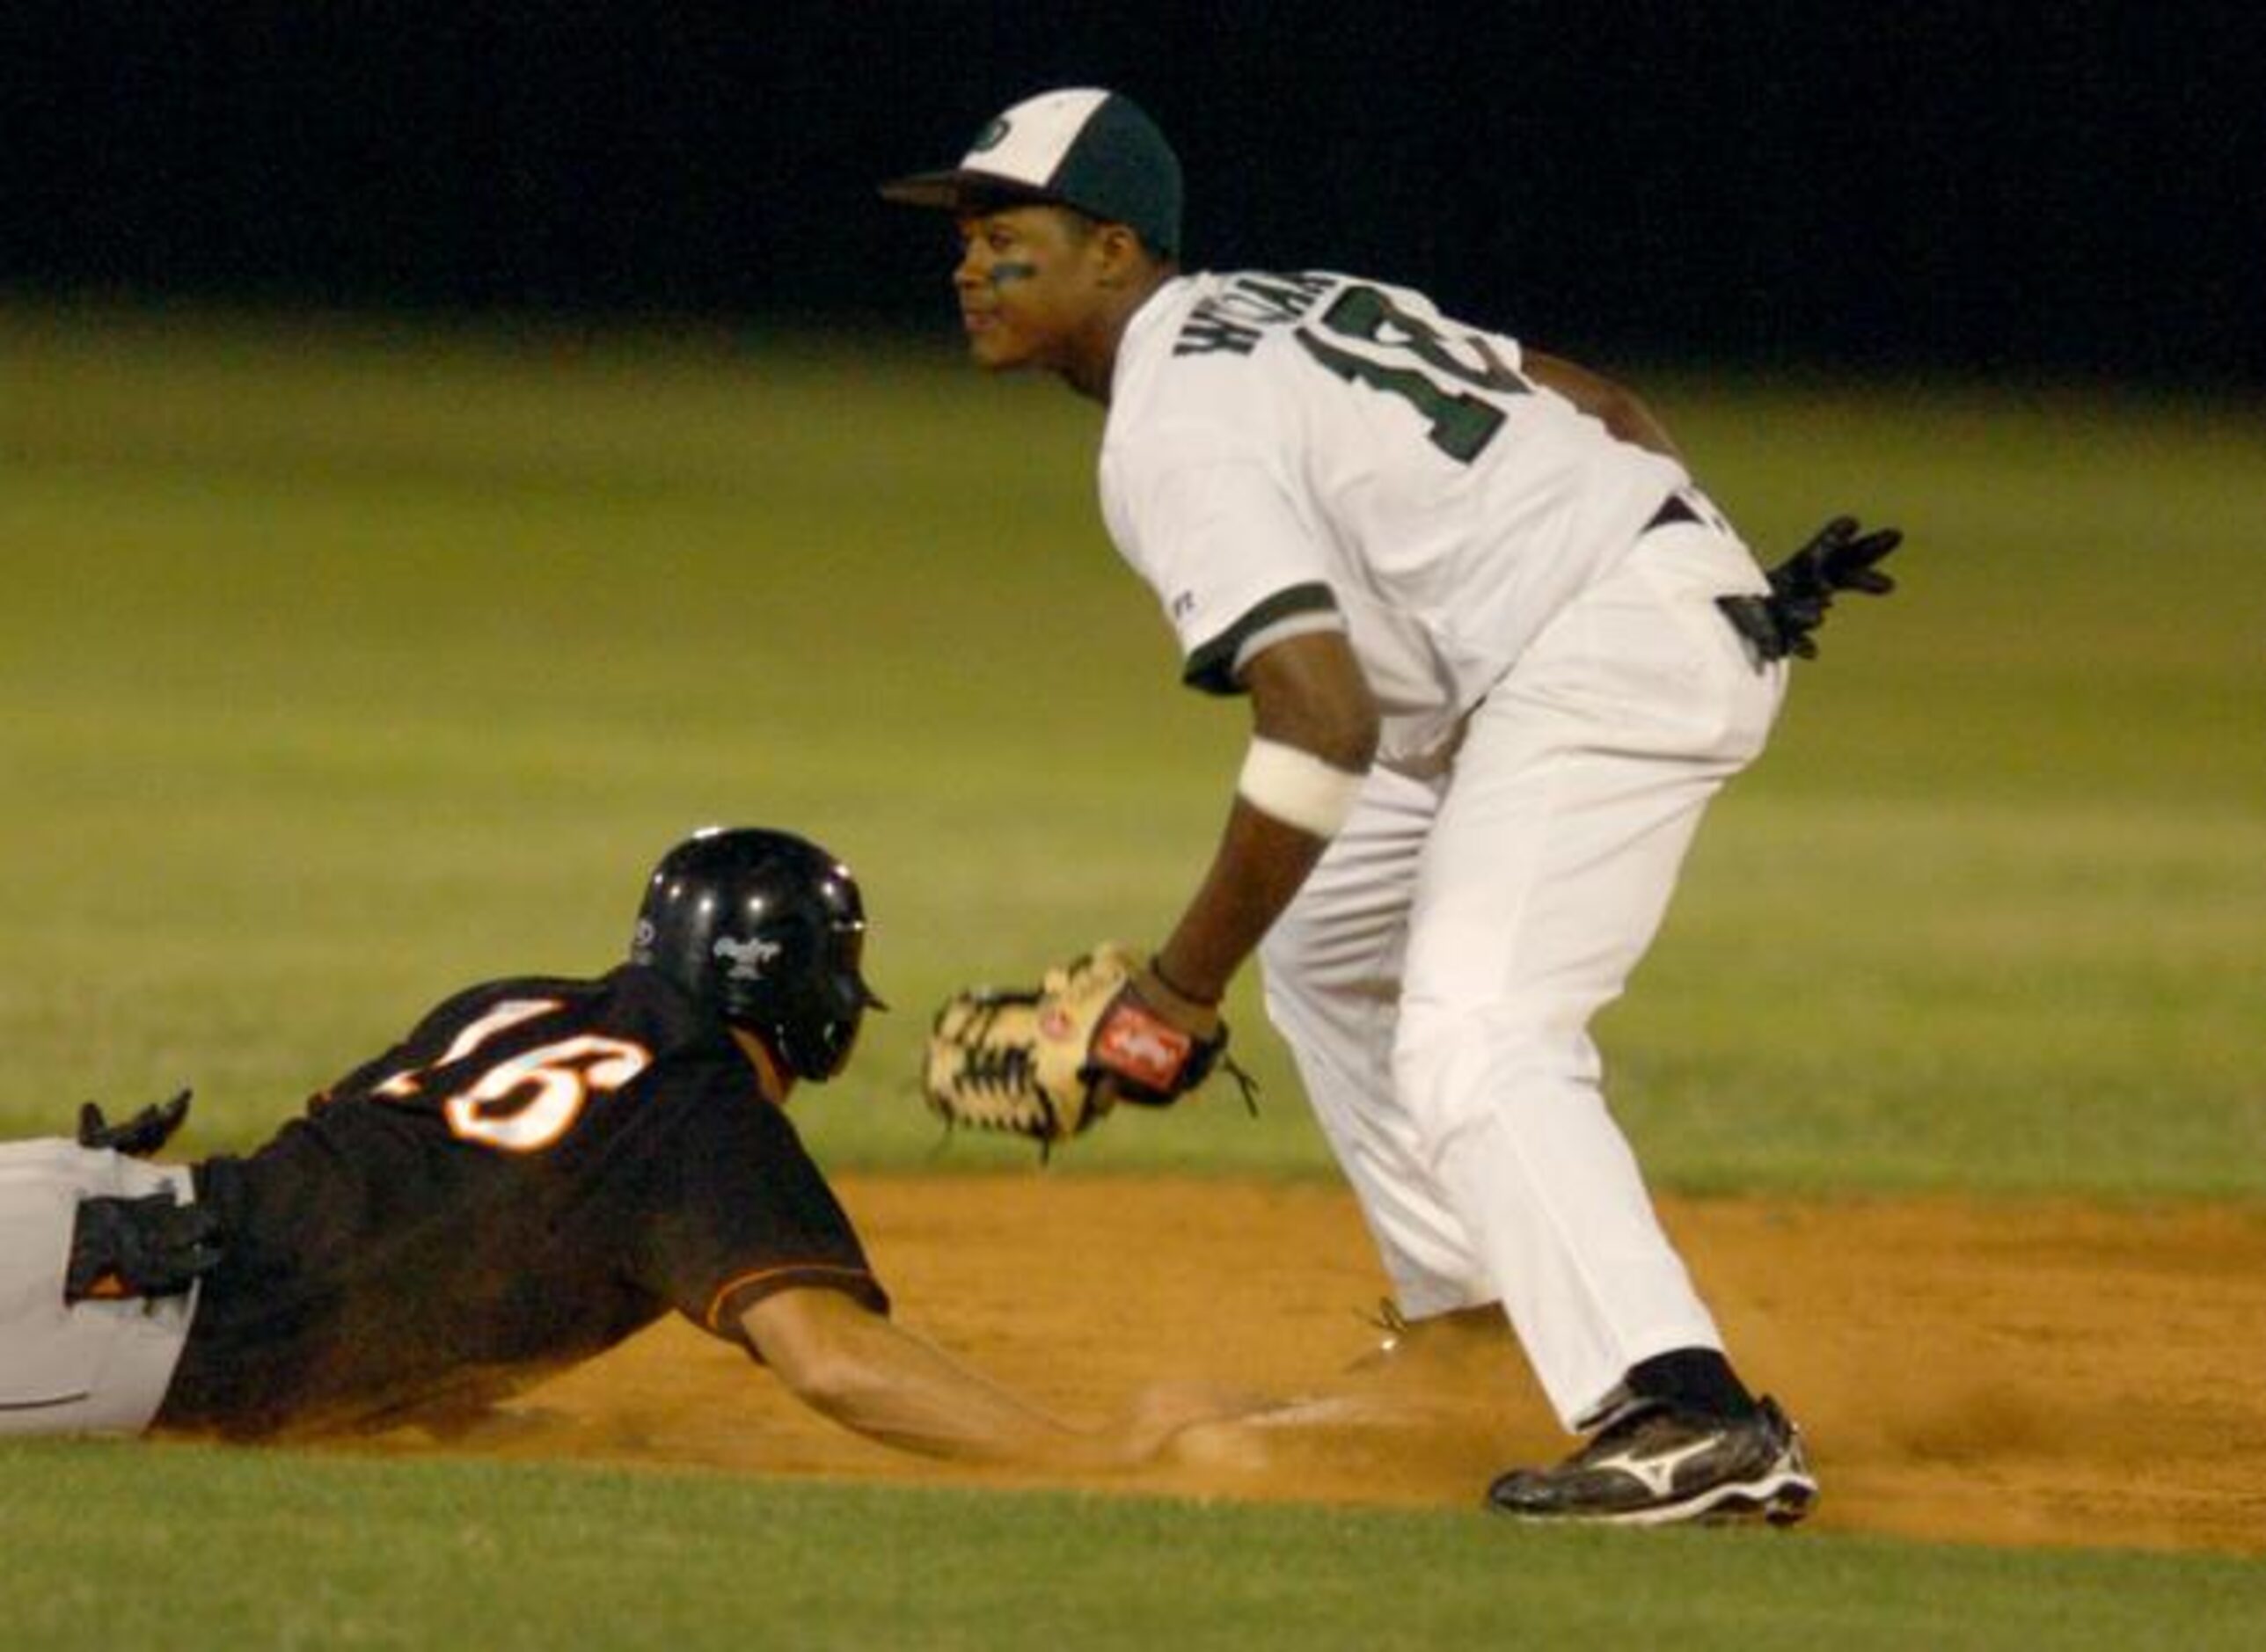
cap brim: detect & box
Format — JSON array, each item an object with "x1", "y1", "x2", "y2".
[{"x1": 878, "y1": 167, "x2": 1062, "y2": 214}]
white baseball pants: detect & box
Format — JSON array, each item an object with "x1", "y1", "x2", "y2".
[
  {"x1": 1260, "y1": 513, "x2": 1787, "y2": 1429},
  {"x1": 0, "y1": 1138, "x2": 201, "y2": 1435}
]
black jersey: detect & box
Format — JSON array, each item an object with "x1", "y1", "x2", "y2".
[{"x1": 157, "y1": 964, "x2": 886, "y2": 1437}]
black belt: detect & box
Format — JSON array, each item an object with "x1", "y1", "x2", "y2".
[{"x1": 1641, "y1": 493, "x2": 1702, "y2": 535}]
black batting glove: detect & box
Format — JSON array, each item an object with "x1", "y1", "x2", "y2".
[
  {"x1": 1718, "y1": 515, "x2": 1902, "y2": 662},
  {"x1": 77, "y1": 1087, "x2": 194, "y2": 1158},
  {"x1": 66, "y1": 1192, "x2": 224, "y2": 1301}
]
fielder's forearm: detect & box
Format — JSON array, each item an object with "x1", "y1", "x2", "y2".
[
  {"x1": 1151, "y1": 629, "x2": 1378, "y2": 1004},
  {"x1": 1154, "y1": 803, "x2": 1331, "y2": 1005}
]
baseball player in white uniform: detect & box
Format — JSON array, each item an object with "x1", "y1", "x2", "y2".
[{"x1": 884, "y1": 87, "x2": 1897, "y2": 1524}]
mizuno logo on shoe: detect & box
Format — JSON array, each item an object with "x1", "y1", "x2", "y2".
[{"x1": 1590, "y1": 1436, "x2": 1718, "y2": 1499}]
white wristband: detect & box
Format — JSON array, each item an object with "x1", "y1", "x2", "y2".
[{"x1": 1237, "y1": 737, "x2": 1363, "y2": 838}]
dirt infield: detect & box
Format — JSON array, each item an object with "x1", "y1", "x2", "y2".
[{"x1": 437, "y1": 1176, "x2": 2265, "y2": 1555}]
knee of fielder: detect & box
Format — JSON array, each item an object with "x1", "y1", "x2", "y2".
[{"x1": 1391, "y1": 994, "x2": 1603, "y2": 1146}]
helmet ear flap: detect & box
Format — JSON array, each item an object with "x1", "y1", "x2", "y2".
[
  {"x1": 768, "y1": 917, "x2": 883, "y2": 1081},
  {"x1": 632, "y1": 828, "x2": 881, "y2": 1083}
]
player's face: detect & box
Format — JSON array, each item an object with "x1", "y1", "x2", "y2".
[{"x1": 951, "y1": 205, "x2": 1115, "y2": 376}]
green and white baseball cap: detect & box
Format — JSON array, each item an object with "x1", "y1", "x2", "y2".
[{"x1": 881, "y1": 87, "x2": 1182, "y2": 259}]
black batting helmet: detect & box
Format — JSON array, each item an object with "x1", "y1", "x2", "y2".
[{"x1": 630, "y1": 827, "x2": 882, "y2": 1083}]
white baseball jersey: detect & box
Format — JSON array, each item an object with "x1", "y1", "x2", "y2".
[{"x1": 1100, "y1": 270, "x2": 1690, "y2": 764}]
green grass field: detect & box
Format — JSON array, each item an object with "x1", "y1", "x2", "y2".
[{"x1": 3, "y1": 309, "x2": 2262, "y2": 1645}]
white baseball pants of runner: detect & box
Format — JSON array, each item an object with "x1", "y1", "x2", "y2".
[
  {"x1": 1260, "y1": 512, "x2": 1787, "y2": 1432},
  {"x1": 0, "y1": 1138, "x2": 201, "y2": 1435}
]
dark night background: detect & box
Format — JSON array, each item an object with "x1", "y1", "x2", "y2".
[{"x1": 4, "y1": 2, "x2": 2262, "y2": 388}]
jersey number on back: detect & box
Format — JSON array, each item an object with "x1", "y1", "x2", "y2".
[
  {"x1": 373, "y1": 998, "x2": 654, "y2": 1154},
  {"x1": 1293, "y1": 285, "x2": 1529, "y2": 463}
]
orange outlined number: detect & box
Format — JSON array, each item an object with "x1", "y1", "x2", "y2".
[
  {"x1": 442, "y1": 1034, "x2": 652, "y2": 1152},
  {"x1": 373, "y1": 998, "x2": 654, "y2": 1153}
]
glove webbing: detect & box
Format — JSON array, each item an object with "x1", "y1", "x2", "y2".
[{"x1": 931, "y1": 991, "x2": 1083, "y2": 1151}]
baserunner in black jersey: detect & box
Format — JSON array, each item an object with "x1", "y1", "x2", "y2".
[{"x1": 0, "y1": 827, "x2": 1241, "y2": 1466}]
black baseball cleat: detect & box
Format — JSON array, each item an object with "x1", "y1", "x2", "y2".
[{"x1": 1485, "y1": 1397, "x2": 1817, "y2": 1527}]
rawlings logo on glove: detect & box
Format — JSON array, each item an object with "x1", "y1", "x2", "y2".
[
  {"x1": 924, "y1": 944, "x2": 1252, "y2": 1151},
  {"x1": 1090, "y1": 1002, "x2": 1197, "y2": 1093}
]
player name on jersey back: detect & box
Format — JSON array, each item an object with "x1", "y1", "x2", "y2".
[{"x1": 1171, "y1": 271, "x2": 1339, "y2": 356}]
